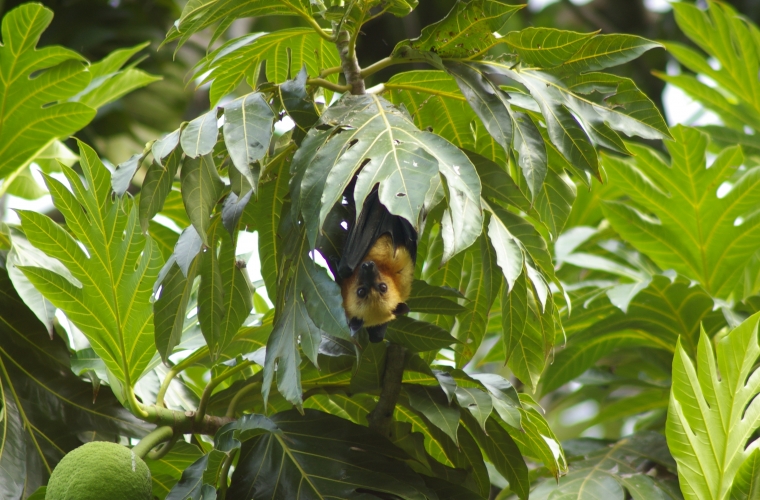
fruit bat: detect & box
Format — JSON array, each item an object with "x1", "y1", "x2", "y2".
[{"x1": 335, "y1": 186, "x2": 417, "y2": 343}]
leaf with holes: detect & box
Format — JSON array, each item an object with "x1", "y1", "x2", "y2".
[
  {"x1": 297, "y1": 93, "x2": 482, "y2": 262},
  {"x1": 384, "y1": 70, "x2": 505, "y2": 164},
  {"x1": 392, "y1": 0, "x2": 522, "y2": 60},
  {"x1": 222, "y1": 92, "x2": 275, "y2": 191}
]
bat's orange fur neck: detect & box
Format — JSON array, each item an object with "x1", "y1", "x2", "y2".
[{"x1": 341, "y1": 235, "x2": 414, "y2": 327}]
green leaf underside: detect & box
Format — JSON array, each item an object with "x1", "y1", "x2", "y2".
[
  {"x1": 667, "y1": 312, "x2": 760, "y2": 500},
  {"x1": 530, "y1": 432, "x2": 677, "y2": 499},
  {"x1": 18, "y1": 142, "x2": 162, "y2": 385},
  {"x1": 542, "y1": 275, "x2": 720, "y2": 395},
  {"x1": 196, "y1": 28, "x2": 341, "y2": 105},
  {"x1": 0, "y1": 4, "x2": 157, "y2": 180},
  {"x1": 602, "y1": 125, "x2": 760, "y2": 300},
  {"x1": 664, "y1": 2, "x2": 760, "y2": 131},
  {"x1": 295, "y1": 93, "x2": 482, "y2": 262}
]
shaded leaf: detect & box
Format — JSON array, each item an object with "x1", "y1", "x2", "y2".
[
  {"x1": 529, "y1": 432, "x2": 677, "y2": 499},
  {"x1": 222, "y1": 92, "x2": 275, "y2": 191},
  {"x1": 404, "y1": 383, "x2": 460, "y2": 445},
  {"x1": 387, "y1": 316, "x2": 458, "y2": 352},
  {"x1": 228, "y1": 410, "x2": 435, "y2": 499},
  {"x1": 180, "y1": 108, "x2": 219, "y2": 159},
  {"x1": 146, "y1": 442, "x2": 204, "y2": 500},
  {"x1": 181, "y1": 153, "x2": 225, "y2": 246},
  {"x1": 139, "y1": 146, "x2": 182, "y2": 233}
]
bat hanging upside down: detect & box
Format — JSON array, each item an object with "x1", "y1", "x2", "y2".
[{"x1": 336, "y1": 187, "x2": 417, "y2": 343}]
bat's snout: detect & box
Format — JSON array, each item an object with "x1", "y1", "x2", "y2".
[{"x1": 358, "y1": 261, "x2": 378, "y2": 286}]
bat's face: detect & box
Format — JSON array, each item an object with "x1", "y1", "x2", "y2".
[
  {"x1": 343, "y1": 260, "x2": 402, "y2": 327},
  {"x1": 340, "y1": 234, "x2": 414, "y2": 332}
]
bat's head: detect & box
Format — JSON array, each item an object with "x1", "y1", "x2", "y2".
[
  {"x1": 340, "y1": 234, "x2": 414, "y2": 336},
  {"x1": 342, "y1": 260, "x2": 403, "y2": 329}
]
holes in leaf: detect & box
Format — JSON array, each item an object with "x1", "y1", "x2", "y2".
[
  {"x1": 29, "y1": 66, "x2": 60, "y2": 79},
  {"x1": 41, "y1": 101, "x2": 58, "y2": 109},
  {"x1": 396, "y1": 192, "x2": 406, "y2": 198},
  {"x1": 357, "y1": 158, "x2": 371, "y2": 174}
]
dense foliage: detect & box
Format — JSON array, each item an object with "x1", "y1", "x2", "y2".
[{"x1": 3, "y1": 1, "x2": 760, "y2": 499}]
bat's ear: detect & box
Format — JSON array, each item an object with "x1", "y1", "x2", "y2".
[
  {"x1": 367, "y1": 323, "x2": 388, "y2": 343},
  {"x1": 393, "y1": 303, "x2": 410, "y2": 316},
  {"x1": 349, "y1": 317, "x2": 364, "y2": 333}
]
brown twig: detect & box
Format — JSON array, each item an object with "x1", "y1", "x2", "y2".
[{"x1": 366, "y1": 343, "x2": 406, "y2": 439}]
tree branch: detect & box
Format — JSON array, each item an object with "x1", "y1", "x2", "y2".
[
  {"x1": 142, "y1": 404, "x2": 235, "y2": 435},
  {"x1": 366, "y1": 343, "x2": 406, "y2": 439},
  {"x1": 337, "y1": 29, "x2": 366, "y2": 95}
]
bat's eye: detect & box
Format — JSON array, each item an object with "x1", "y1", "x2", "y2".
[
  {"x1": 378, "y1": 283, "x2": 388, "y2": 293},
  {"x1": 356, "y1": 287, "x2": 367, "y2": 298}
]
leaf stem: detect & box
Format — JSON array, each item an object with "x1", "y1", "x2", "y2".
[
  {"x1": 366, "y1": 342, "x2": 406, "y2": 438},
  {"x1": 156, "y1": 347, "x2": 209, "y2": 408},
  {"x1": 132, "y1": 425, "x2": 174, "y2": 459},
  {"x1": 195, "y1": 360, "x2": 255, "y2": 425},
  {"x1": 306, "y1": 16, "x2": 336, "y2": 42},
  {"x1": 127, "y1": 385, "x2": 150, "y2": 419},
  {"x1": 347, "y1": 11, "x2": 366, "y2": 63},
  {"x1": 225, "y1": 379, "x2": 262, "y2": 418},
  {"x1": 146, "y1": 430, "x2": 181, "y2": 460},
  {"x1": 360, "y1": 56, "x2": 430, "y2": 79},
  {"x1": 216, "y1": 448, "x2": 238, "y2": 500},
  {"x1": 319, "y1": 66, "x2": 343, "y2": 78},
  {"x1": 141, "y1": 403, "x2": 235, "y2": 435},
  {"x1": 307, "y1": 77, "x2": 351, "y2": 93}
]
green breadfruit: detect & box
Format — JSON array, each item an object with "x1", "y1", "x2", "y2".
[{"x1": 46, "y1": 441, "x2": 152, "y2": 500}]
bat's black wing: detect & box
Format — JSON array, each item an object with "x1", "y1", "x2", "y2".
[{"x1": 337, "y1": 186, "x2": 417, "y2": 281}]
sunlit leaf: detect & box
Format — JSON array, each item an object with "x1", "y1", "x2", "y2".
[
  {"x1": 667, "y1": 313, "x2": 760, "y2": 500},
  {"x1": 18, "y1": 142, "x2": 162, "y2": 385},
  {"x1": 601, "y1": 126, "x2": 760, "y2": 300},
  {"x1": 196, "y1": 28, "x2": 340, "y2": 105}
]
